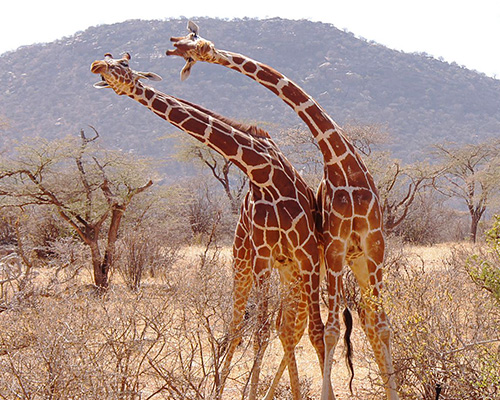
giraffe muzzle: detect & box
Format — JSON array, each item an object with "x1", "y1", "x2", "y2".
[{"x1": 90, "y1": 60, "x2": 107, "y2": 74}]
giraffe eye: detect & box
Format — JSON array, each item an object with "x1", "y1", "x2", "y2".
[{"x1": 119, "y1": 61, "x2": 129, "y2": 67}]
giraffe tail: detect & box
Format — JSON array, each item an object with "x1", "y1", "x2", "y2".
[
  {"x1": 343, "y1": 306, "x2": 354, "y2": 394},
  {"x1": 435, "y1": 383, "x2": 442, "y2": 400}
]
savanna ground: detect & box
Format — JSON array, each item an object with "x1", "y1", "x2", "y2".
[{"x1": 0, "y1": 236, "x2": 499, "y2": 400}]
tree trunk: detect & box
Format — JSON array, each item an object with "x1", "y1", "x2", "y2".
[
  {"x1": 100, "y1": 206, "x2": 125, "y2": 288},
  {"x1": 470, "y1": 214, "x2": 480, "y2": 243},
  {"x1": 470, "y1": 206, "x2": 487, "y2": 243},
  {"x1": 89, "y1": 241, "x2": 108, "y2": 289}
]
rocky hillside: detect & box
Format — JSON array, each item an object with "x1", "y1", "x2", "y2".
[{"x1": 1, "y1": 17, "x2": 499, "y2": 169}]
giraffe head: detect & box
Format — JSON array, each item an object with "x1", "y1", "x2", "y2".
[
  {"x1": 167, "y1": 21, "x2": 219, "y2": 81},
  {"x1": 90, "y1": 53, "x2": 162, "y2": 96}
]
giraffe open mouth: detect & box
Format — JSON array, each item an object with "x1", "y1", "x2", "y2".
[
  {"x1": 90, "y1": 60, "x2": 108, "y2": 75},
  {"x1": 90, "y1": 60, "x2": 111, "y2": 88}
]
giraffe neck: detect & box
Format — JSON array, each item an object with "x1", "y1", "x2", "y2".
[
  {"x1": 203, "y1": 48, "x2": 374, "y2": 189},
  {"x1": 125, "y1": 83, "x2": 287, "y2": 187}
]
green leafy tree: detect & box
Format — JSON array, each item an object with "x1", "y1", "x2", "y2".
[{"x1": 0, "y1": 129, "x2": 153, "y2": 289}]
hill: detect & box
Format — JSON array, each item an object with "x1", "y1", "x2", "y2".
[{"x1": 1, "y1": 17, "x2": 499, "y2": 171}]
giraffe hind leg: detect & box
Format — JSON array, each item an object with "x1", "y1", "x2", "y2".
[
  {"x1": 321, "y1": 248, "x2": 345, "y2": 400},
  {"x1": 349, "y1": 254, "x2": 399, "y2": 400}
]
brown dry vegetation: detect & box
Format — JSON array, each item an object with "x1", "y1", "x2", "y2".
[{"x1": 0, "y1": 237, "x2": 499, "y2": 399}]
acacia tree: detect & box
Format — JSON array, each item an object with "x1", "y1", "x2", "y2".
[
  {"x1": 175, "y1": 135, "x2": 248, "y2": 215},
  {"x1": 342, "y1": 121, "x2": 390, "y2": 157},
  {"x1": 373, "y1": 154, "x2": 436, "y2": 234},
  {"x1": 434, "y1": 140, "x2": 500, "y2": 242},
  {"x1": 0, "y1": 129, "x2": 153, "y2": 289}
]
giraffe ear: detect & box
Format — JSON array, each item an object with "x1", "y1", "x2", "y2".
[
  {"x1": 137, "y1": 72, "x2": 162, "y2": 81},
  {"x1": 187, "y1": 20, "x2": 199, "y2": 36},
  {"x1": 93, "y1": 81, "x2": 110, "y2": 89},
  {"x1": 180, "y1": 59, "x2": 196, "y2": 81}
]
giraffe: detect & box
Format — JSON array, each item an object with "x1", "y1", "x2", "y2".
[
  {"x1": 166, "y1": 21, "x2": 399, "y2": 400},
  {"x1": 90, "y1": 52, "x2": 327, "y2": 400}
]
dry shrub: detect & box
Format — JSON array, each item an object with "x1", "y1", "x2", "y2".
[
  {"x1": 0, "y1": 288, "x2": 172, "y2": 399},
  {"x1": 115, "y1": 227, "x2": 181, "y2": 291},
  {"x1": 45, "y1": 237, "x2": 89, "y2": 286},
  {"x1": 0, "y1": 251, "x2": 29, "y2": 311},
  {"x1": 257, "y1": 375, "x2": 315, "y2": 400},
  {"x1": 358, "y1": 240, "x2": 500, "y2": 399},
  {"x1": 152, "y1": 222, "x2": 285, "y2": 399},
  {"x1": 0, "y1": 209, "x2": 17, "y2": 246},
  {"x1": 393, "y1": 191, "x2": 468, "y2": 244},
  {"x1": 0, "y1": 237, "x2": 240, "y2": 399},
  {"x1": 1, "y1": 236, "x2": 92, "y2": 314},
  {"x1": 152, "y1": 249, "x2": 234, "y2": 399}
]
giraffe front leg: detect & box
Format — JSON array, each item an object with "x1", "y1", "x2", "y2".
[
  {"x1": 218, "y1": 267, "x2": 253, "y2": 398},
  {"x1": 293, "y1": 247, "x2": 330, "y2": 399},
  {"x1": 263, "y1": 267, "x2": 305, "y2": 400},
  {"x1": 247, "y1": 266, "x2": 272, "y2": 400},
  {"x1": 262, "y1": 286, "x2": 308, "y2": 400},
  {"x1": 280, "y1": 300, "x2": 302, "y2": 400},
  {"x1": 218, "y1": 228, "x2": 254, "y2": 399}
]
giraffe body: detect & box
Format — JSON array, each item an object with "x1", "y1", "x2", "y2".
[
  {"x1": 167, "y1": 22, "x2": 399, "y2": 400},
  {"x1": 91, "y1": 53, "x2": 325, "y2": 400}
]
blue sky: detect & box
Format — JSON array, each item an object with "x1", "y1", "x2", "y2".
[{"x1": 1, "y1": 0, "x2": 499, "y2": 78}]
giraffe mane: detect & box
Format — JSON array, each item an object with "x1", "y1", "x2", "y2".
[{"x1": 177, "y1": 98, "x2": 271, "y2": 139}]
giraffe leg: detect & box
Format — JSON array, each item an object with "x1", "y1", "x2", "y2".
[
  {"x1": 217, "y1": 228, "x2": 253, "y2": 399},
  {"x1": 218, "y1": 265, "x2": 253, "y2": 398},
  {"x1": 263, "y1": 265, "x2": 306, "y2": 400},
  {"x1": 248, "y1": 267, "x2": 272, "y2": 400},
  {"x1": 294, "y1": 247, "x2": 330, "y2": 399},
  {"x1": 262, "y1": 330, "x2": 287, "y2": 400},
  {"x1": 306, "y1": 277, "x2": 327, "y2": 382},
  {"x1": 264, "y1": 357, "x2": 287, "y2": 399},
  {"x1": 279, "y1": 294, "x2": 302, "y2": 400},
  {"x1": 263, "y1": 288, "x2": 307, "y2": 400},
  {"x1": 321, "y1": 251, "x2": 344, "y2": 400},
  {"x1": 349, "y1": 254, "x2": 399, "y2": 400}
]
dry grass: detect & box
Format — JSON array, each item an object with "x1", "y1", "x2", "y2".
[{"x1": 0, "y1": 240, "x2": 498, "y2": 399}]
